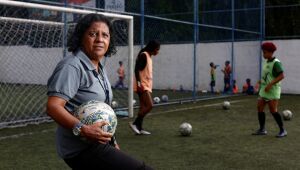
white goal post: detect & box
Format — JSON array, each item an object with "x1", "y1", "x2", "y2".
[{"x1": 0, "y1": 0, "x2": 134, "y2": 128}]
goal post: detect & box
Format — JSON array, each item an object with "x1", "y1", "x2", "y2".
[{"x1": 0, "y1": 0, "x2": 134, "y2": 128}]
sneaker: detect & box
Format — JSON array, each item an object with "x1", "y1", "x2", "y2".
[
  {"x1": 129, "y1": 122, "x2": 140, "y2": 135},
  {"x1": 252, "y1": 129, "x2": 267, "y2": 135},
  {"x1": 276, "y1": 130, "x2": 287, "y2": 138},
  {"x1": 140, "y1": 130, "x2": 151, "y2": 135}
]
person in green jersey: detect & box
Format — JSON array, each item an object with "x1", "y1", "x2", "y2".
[
  {"x1": 252, "y1": 42, "x2": 287, "y2": 138},
  {"x1": 209, "y1": 62, "x2": 218, "y2": 93}
]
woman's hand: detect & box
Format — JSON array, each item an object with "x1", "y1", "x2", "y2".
[
  {"x1": 264, "y1": 84, "x2": 272, "y2": 92},
  {"x1": 257, "y1": 80, "x2": 261, "y2": 84},
  {"x1": 137, "y1": 81, "x2": 144, "y2": 93},
  {"x1": 264, "y1": 73, "x2": 284, "y2": 93},
  {"x1": 115, "y1": 144, "x2": 120, "y2": 150},
  {"x1": 81, "y1": 121, "x2": 113, "y2": 144}
]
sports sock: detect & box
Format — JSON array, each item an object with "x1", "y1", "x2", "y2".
[
  {"x1": 258, "y1": 112, "x2": 265, "y2": 130},
  {"x1": 133, "y1": 116, "x2": 144, "y2": 131},
  {"x1": 271, "y1": 112, "x2": 284, "y2": 132}
]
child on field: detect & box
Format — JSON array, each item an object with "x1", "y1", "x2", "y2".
[
  {"x1": 232, "y1": 80, "x2": 238, "y2": 94},
  {"x1": 242, "y1": 78, "x2": 254, "y2": 95},
  {"x1": 209, "y1": 62, "x2": 219, "y2": 93}
]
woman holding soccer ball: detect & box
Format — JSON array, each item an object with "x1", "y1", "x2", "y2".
[
  {"x1": 47, "y1": 13, "x2": 153, "y2": 169},
  {"x1": 252, "y1": 42, "x2": 287, "y2": 138}
]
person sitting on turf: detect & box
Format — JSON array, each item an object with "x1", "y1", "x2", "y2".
[
  {"x1": 232, "y1": 79, "x2": 238, "y2": 94},
  {"x1": 242, "y1": 78, "x2": 254, "y2": 95}
]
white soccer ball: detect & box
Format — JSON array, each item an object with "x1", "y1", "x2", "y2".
[
  {"x1": 201, "y1": 90, "x2": 208, "y2": 93},
  {"x1": 179, "y1": 122, "x2": 192, "y2": 136},
  {"x1": 223, "y1": 101, "x2": 230, "y2": 110},
  {"x1": 153, "y1": 97, "x2": 160, "y2": 104},
  {"x1": 132, "y1": 99, "x2": 137, "y2": 106},
  {"x1": 161, "y1": 95, "x2": 169, "y2": 103},
  {"x1": 282, "y1": 110, "x2": 293, "y2": 120},
  {"x1": 111, "y1": 100, "x2": 118, "y2": 109},
  {"x1": 74, "y1": 100, "x2": 118, "y2": 135}
]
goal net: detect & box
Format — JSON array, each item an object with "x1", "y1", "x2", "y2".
[{"x1": 0, "y1": 0, "x2": 134, "y2": 128}]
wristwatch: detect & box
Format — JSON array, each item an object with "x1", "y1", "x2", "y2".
[{"x1": 72, "y1": 122, "x2": 84, "y2": 136}]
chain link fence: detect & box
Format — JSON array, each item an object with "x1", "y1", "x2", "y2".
[{"x1": 1, "y1": 0, "x2": 299, "y2": 128}]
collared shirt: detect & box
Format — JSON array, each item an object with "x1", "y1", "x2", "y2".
[{"x1": 47, "y1": 50, "x2": 112, "y2": 159}]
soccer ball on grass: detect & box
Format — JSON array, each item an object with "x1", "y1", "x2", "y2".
[
  {"x1": 161, "y1": 95, "x2": 169, "y2": 103},
  {"x1": 153, "y1": 97, "x2": 160, "y2": 104},
  {"x1": 179, "y1": 122, "x2": 192, "y2": 136},
  {"x1": 222, "y1": 101, "x2": 230, "y2": 110},
  {"x1": 282, "y1": 110, "x2": 293, "y2": 120},
  {"x1": 132, "y1": 99, "x2": 137, "y2": 106},
  {"x1": 111, "y1": 100, "x2": 118, "y2": 109}
]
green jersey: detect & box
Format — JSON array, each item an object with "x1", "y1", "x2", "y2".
[
  {"x1": 211, "y1": 67, "x2": 216, "y2": 81},
  {"x1": 259, "y1": 57, "x2": 284, "y2": 100}
]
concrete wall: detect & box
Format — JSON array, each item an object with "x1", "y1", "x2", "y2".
[
  {"x1": 153, "y1": 40, "x2": 299, "y2": 94},
  {"x1": 0, "y1": 46, "x2": 63, "y2": 85},
  {"x1": 154, "y1": 41, "x2": 261, "y2": 93},
  {"x1": 0, "y1": 40, "x2": 299, "y2": 94},
  {"x1": 271, "y1": 40, "x2": 300, "y2": 94}
]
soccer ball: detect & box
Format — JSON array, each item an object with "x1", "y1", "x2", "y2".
[
  {"x1": 282, "y1": 110, "x2": 293, "y2": 120},
  {"x1": 179, "y1": 122, "x2": 192, "y2": 136},
  {"x1": 132, "y1": 99, "x2": 137, "y2": 106},
  {"x1": 201, "y1": 90, "x2": 208, "y2": 93},
  {"x1": 153, "y1": 97, "x2": 160, "y2": 104},
  {"x1": 161, "y1": 95, "x2": 169, "y2": 103},
  {"x1": 74, "y1": 100, "x2": 118, "y2": 135},
  {"x1": 223, "y1": 101, "x2": 230, "y2": 110},
  {"x1": 111, "y1": 100, "x2": 118, "y2": 109}
]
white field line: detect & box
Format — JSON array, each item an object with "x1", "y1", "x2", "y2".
[
  {"x1": 0, "y1": 128, "x2": 55, "y2": 141},
  {"x1": 0, "y1": 98, "x2": 251, "y2": 140},
  {"x1": 148, "y1": 98, "x2": 251, "y2": 116}
]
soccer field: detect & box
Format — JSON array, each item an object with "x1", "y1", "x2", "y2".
[{"x1": 0, "y1": 95, "x2": 299, "y2": 170}]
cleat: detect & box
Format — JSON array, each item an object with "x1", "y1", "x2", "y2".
[
  {"x1": 252, "y1": 129, "x2": 267, "y2": 135},
  {"x1": 276, "y1": 130, "x2": 287, "y2": 138},
  {"x1": 140, "y1": 130, "x2": 151, "y2": 135},
  {"x1": 129, "y1": 122, "x2": 140, "y2": 135}
]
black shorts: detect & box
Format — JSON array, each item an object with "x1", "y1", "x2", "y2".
[
  {"x1": 64, "y1": 143, "x2": 153, "y2": 170},
  {"x1": 210, "y1": 81, "x2": 215, "y2": 87}
]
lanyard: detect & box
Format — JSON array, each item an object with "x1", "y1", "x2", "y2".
[{"x1": 93, "y1": 65, "x2": 110, "y2": 104}]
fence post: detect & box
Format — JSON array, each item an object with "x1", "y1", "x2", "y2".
[{"x1": 193, "y1": 0, "x2": 199, "y2": 100}]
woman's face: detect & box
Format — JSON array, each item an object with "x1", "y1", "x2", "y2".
[
  {"x1": 153, "y1": 48, "x2": 160, "y2": 56},
  {"x1": 81, "y1": 21, "x2": 110, "y2": 61},
  {"x1": 262, "y1": 50, "x2": 273, "y2": 60}
]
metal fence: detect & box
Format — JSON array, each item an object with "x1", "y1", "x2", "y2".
[{"x1": 0, "y1": 0, "x2": 299, "y2": 127}]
